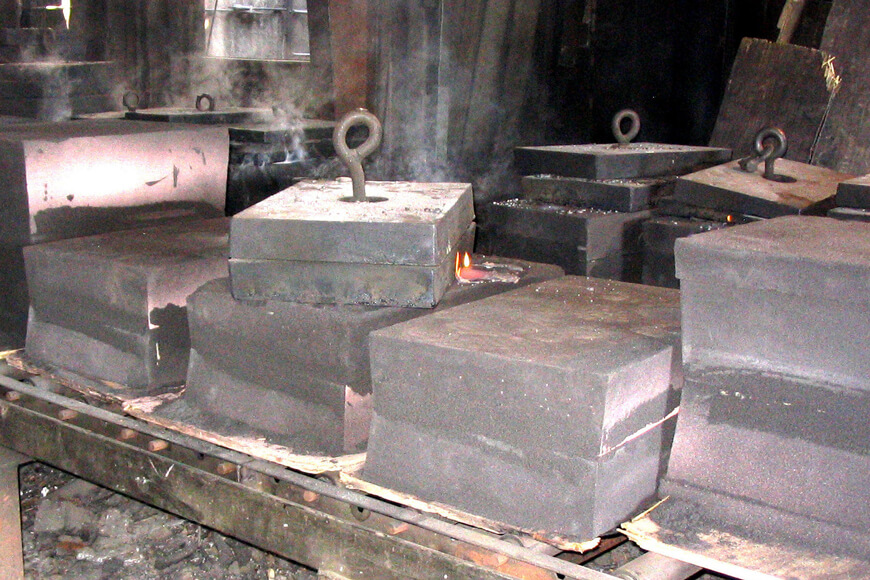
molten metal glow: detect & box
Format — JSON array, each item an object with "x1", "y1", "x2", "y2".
[{"x1": 455, "y1": 251, "x2": 471, "y2": 279}]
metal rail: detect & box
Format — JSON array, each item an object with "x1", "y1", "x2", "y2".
[{"x1": 0, "y1": 366, "x2": 619, "y2": 580}]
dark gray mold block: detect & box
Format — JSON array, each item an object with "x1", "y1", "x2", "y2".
[
  {"x1": 229, "y1": 179, "x2": 474, "y2": 307},
  {"x1": 183, "y1": 258, "x2": 564, "y2": 455},
  {"x1": 125, "y1": 107, "x2": 274, "y2": 125},
  {"x1": 0, "y1": 119, "x2": 228, "y2": 245},
  {"x1": 675, "y1": 216, "x2": 870, "y2": 389},
  {"x1": 520, "y1": 175, "x2": 674, "y2": 212},
  {"x1": 828, "y1": 206, "x2": 870, "y2": 223},
  {"x1": 363, "y1": 276, "x2": 679, "y2": 538},
  {"x1": 641, "y1": 217, "x2": 727, "y2": 288},
  {"x1": 673, "y1": 159, "x2": 854, "y2": 218},
  {"x1": 228, "y1": 119, "x2": 336, "y2": 144},
  {"x1": 0, "y1": 119, "x2": 229, "y2": 339},
  {"x1": 836, "y1": 174, "x2": 870, "y2": 209},
  {"x1": 661, "y1": 367, "x2": 870, "y2": 556},
  {"x1": 226, "y1": 119, "x2": 339, "y2": 216},
  {"x1": 0, "y1": 62, "x2": 119, "y2": 121},
  {"x1": 24, "y1": 218, "x2": 229, "y2": 389},
  {"x1": 228, "y1": 252, "x2": 457, "y2": 309},
  {"x1": 514, "y1": 143, "x2": 730, "y2": 180},
  {"x1": 478, "y1": 199, "x2": 649, "y2": 280}
]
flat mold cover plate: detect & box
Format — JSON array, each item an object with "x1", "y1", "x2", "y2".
[
  {"x1": 674, "y1": 158, "x2": 854, "y2": 218},
  {"x1": 230, "y1": 178, "x2": 475, "y2": 267}
]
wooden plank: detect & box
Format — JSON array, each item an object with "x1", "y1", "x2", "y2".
[
  {"x1": 460, "y1": 0, "x2": 513, "y2": 159},
  {"x1": 124, "y1": 395, "x2": 366, "y2": 475},
  {"x1": 776, "y1": 0, "x2": 808, "y2": 44},
  {"x1": 621, "y1": 497, "x2": 870, "y2": 580},
  {"x1": 328, "y1": 0, "x2": 370, "y2": 117},
  {"x1": 444, "y1": 0, "x2": 488, "y2": 167},
  {"x1": 708, "y1": 38, "x2": 837, "y2": 163},
  {"x1": 370, "y1": 0, "x2": 443, "y2": 179},
  {"x1": 813, "y1": 0, "x2": 870, "y2": 174}
]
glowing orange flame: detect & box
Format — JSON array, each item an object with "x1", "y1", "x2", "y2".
[
  {"x1": 455, "y1": 252, "x2": 471, "y2": 279},
  {"x1": 726, "y1": 215, "x2": 734, "y2": 223}
]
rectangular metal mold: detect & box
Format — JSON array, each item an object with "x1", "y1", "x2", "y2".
[
  {"x1": 0, "y1": 119, "x2": 228, "y2": 246},
  {"x1": 181, "y1": 258, "x2": 564, "y2": 455},
  {"x1": 520, "y1": 175, "x2": 674, "y2": 212},
  {"x1": 229, "y1": 179, "x2": 474, "y2": 307},
  {"x1": 514, "y1": 143, "x2": 731, "y2": 179},
  {"x1": 675, "y1": 216, "x2": 870, "y2": 389},
  {"x1": 673, "y1": 158, "x2": 854, "y2": 218},
  {"x1": 23, "y1": 218, "x2": 230, "y2": 389},
  {"x1": 363, "y1": 276, "x2": 679, "y2": 538},
  {"x1": 661, "y1": 367, "x2": 870, "y2": 558},
  {"x1": 836, "y1": 173, "x2": 870, "y2": 209}
]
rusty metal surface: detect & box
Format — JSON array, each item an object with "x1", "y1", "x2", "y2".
[
  {"x1": 0, "y1": 368, "x2": 618, "y2": 580},
  {"x1": 673, "y1": 158, "x2": 854, "y2": 218}
]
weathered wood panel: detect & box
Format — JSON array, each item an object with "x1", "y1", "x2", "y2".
[
  {"x1": 708, "y1": 38, "x2": 836, "y2": 163},
  {"x1": 812, "y1": 0, "x2": 870, "y2": 174}
]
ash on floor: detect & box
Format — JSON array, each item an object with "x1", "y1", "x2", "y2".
[{"x1": 19, "y1": 462, "x2": 317, "y2": 580}]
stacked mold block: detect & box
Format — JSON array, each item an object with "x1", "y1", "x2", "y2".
[
  {"x1": 479, "y1": 140, "x2": 730, "y2": 282},
  {"x1": 0, "y1": 119, "x2": 228, "y2": 345},
  {"x1": 661, "y1": 216, "x2": 870, "y2": 557},
  {"x1": 829, "y1": 174, "x2": 870, "y2": 222},
  {"x1": 645, "y1": 149, "x2": 855, "y2": 288},
  {"x1": 0, "y1": 62, "x2": 120, "y2": 121},
  {"x1": 118, "y1": 105, "x2": 342, "y2": 216},
  {"x1": 24, "y1": 218, "x2": 230, "y2": 390},
  {"x1": 363, "y1": 276, "x2": 681, "y2": 540},
  {"x1": 178, "y1": 178, "x2": 564, "y2": 456}
]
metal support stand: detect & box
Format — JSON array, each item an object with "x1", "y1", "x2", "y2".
[{"x1": 0, "y1": 446, "x2": 29, "y2": 580}]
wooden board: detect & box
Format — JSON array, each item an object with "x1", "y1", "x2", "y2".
[
  {"x1": 621, "y1": 496, "x2": 870, "y2": 580},
  {"x1": 708, "y1": 38, "x2": 837, "y2": 163},
  {"x1": 124, "y1": 396, "x2": 366, "y2": 475},
  {"x1": 812, "y1": 0, "x2": 870, "y2": 174}
]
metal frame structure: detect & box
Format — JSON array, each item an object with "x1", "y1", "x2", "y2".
[{"x1": 0, "y1": 365, "x2": 632, "y2": 580}]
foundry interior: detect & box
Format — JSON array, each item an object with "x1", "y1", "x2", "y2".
[{"x1": 0, "y1": 0, "x2": 868, "y2": 579}]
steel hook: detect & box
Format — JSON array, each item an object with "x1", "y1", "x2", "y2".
[
  {"x1": 612, "y1": 109, "x2": 641, "y2": 145},
  {"x1": 738, "y1": 127, "x2": 795, "y2": 183},
  {"x1": 196, "y1": 93, "x2": 216, "y2": 112},
  {"x1": 333, "y1": 109, "x2": 384, "y2": 202},
  {"x1": 122, "y1": 91, "x2": 140, "y2": 112}
]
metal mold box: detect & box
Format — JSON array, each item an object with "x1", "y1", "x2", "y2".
[
  {"x1": 836, "y1": 173, "x2": 870, "y2": 209},
  {"x1": 23, "y1": 218, "x2": 229, "y2": 390},
  {"x1": 520, "y1": 175, "x2": 673, "y2": 212},
  {"x1": 673, "y1": 158, "x2": 854, "y2": 218},
  {"x1": 181, "y1": 257, "x2": 564, "y2": 455},
  {"x1": 514, "y1": 143, "x2": 731, "y2": 179},
  {"x1": 363, "y1": 276, "x2": 680, "y2": 539},
  {"x1": 229, "y1": 179, "x2": 475, "y2": 307}
]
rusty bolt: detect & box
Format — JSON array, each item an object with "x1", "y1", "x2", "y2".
[
  {"x1": 388, "y1": 522, "x2": 409, "y2": 535},
  {"x1": 118, "y1": 428, "x2": 137, "y2": 441},
  {"x1": 58, "y1": 409, "x2": 78, "y2": 421},
  {"x1": 302, "y1": 490, "x2": 319, "y2": 503},
  {"x1": 4, "y1": 391, "x2": 20, "y2": 402},
  {"x1": 148, "y1": 439, "x2": 169, "y2": 452},
  {"x1": 216, "y1": 462, "x2": 236, "y2": 476}
]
